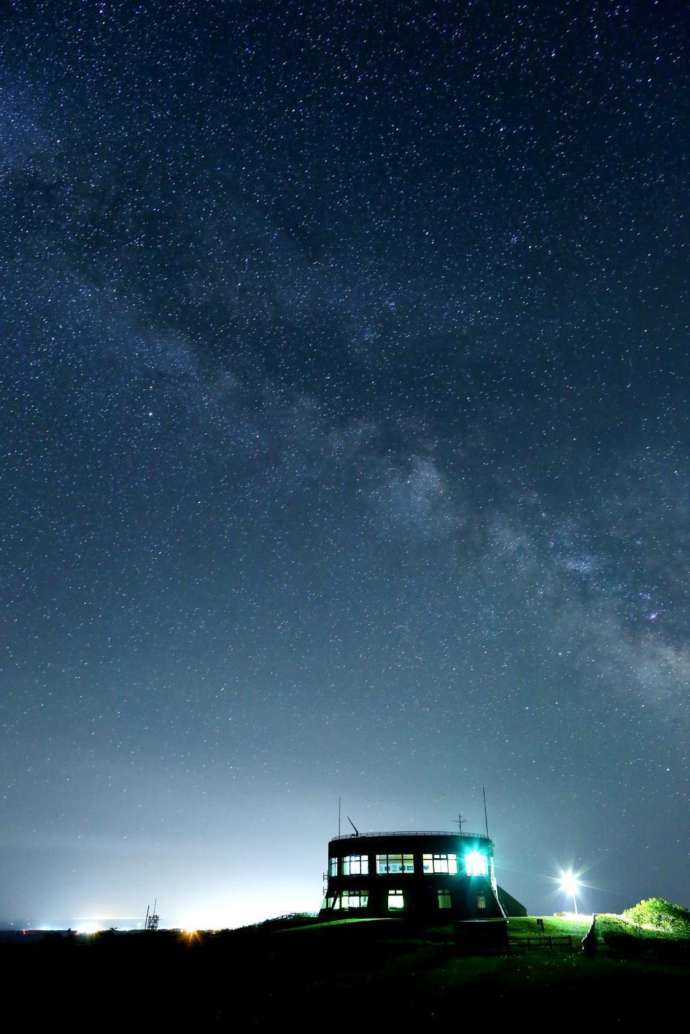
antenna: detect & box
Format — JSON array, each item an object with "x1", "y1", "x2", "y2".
[
  {"x1": 346, "y1": 815, "x2": 359, "y2": 836},
  {"x1": 482, "y1": 785, "x2": 490, "y2": 838},
  {"x1": 338, "y1": 796, "x2": 342, "y2": 837},
  {"x1": 453, "y1": 812, "x2": 466, "y2": 834},
  {"x1": 144, "y1": 899, "x2": 160, "y2": 931}
]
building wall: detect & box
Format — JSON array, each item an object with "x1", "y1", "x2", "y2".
[
  {"x1": 497, "y1": 885, "x2": 528, "y2": 917},
  {"x1": 319, "y1": 831, "x2": 504, "y2": 921}
]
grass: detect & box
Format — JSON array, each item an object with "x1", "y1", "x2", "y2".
[
  {"x1": 508, "y1": 914, "x2": 592, "y2": 940},
  {"x1": 598, "y1": 912, "x2": 690, "y2": 940},
  {"x1": 276, "y1": 915, "x2": 394, "y2": 932},
  {"x1": 4, "y1": 911, "x2": 689, "y2": 1029},
  {"x1": 508, "y1": 912, "x2": 690, "y2": 944}
]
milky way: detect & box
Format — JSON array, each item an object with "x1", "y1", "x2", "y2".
[{"x1": 1, "y1": 1, "x2": 689, "y2": 927}]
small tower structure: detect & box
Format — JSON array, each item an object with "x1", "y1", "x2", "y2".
[{"x1": 144, "y1": 901, "x2": 160, "y2": 931}]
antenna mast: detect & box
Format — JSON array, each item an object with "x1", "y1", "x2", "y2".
[
  {"x1": 482, "y1": 785, "x2": 490, "y2": 838},
  {"x1": 338, "y1": 796, "x2": 341, "y2": 837},
  {"x1": 144, "y1": 899, "x2": 160, "y2": 931}
]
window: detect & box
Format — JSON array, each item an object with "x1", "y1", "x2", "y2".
[
  {"x1": 437, "y1": 890, "x2": 452, "y2": 910},
  {"x1": 376, "y1": 853, "x2": 414, "y2": 874},
  {"x1": 422, "y1": 853, "x2": 457, "y2": 874},
  {"x1": 329, "y1": 857, "x2": 338, "y2": 877},
  {"x1": 341, "y1": 889, "x2": 369, "y2": 909},
  {"x1": 477, "y1": 895, "x2": 486, "y2": 910},
  {"x1": 463, "y1": 851, "x2": 488, "y2": 877},
  {"x1": 342, "y1": 854, "x2": 369, "y2": 876},
  {"x1": 388, "y1": 889, "x2": 405, "y2": 911}
]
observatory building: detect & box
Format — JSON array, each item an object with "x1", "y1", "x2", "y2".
[{"x1": 319, "y1": 828, "x2": 524, "y2": 920}]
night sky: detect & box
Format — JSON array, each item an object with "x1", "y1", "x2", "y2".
[{"x1": 2, "y1": 0, "x2": 689, "y2": 930}]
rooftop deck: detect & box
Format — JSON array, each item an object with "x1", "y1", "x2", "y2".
[{"x1": 330, "y1": 830, "x2": 491, "y2": 841}]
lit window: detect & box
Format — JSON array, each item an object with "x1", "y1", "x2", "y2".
[
  {"x1": 464, "y1": 851, "x2": 488, "y2": 876},
  {"x1": 376, "y1": 853, "x2": 414, "y2": 874},
  {"x1": 422, "y1": 853, "x2": 458, "y2": 874},
  {"x1": 388, "y1": 889, "x2": 405, "y2": 911},
  {"x1": 329, "y1": 857, "x2": 338, "y2": 877},
  {"x1": 437, "y1": 890, "x2": 452, "y2": 910},
  {"x1": 341, "y1": 889, "x2": 369, "y2": 909},
  {"x1": 477, "y1": 895, "x2": 486, "y2": 910},
  {"x1": 342, "y1": 855, "x2": 369, "y2": 876}
]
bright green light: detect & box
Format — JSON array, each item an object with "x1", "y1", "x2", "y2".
[{"x1": 464, "y1": 850, "x2": 488, "y2": 876}]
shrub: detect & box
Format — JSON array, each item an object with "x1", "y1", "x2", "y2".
[{"x1": 622, "y1": 898, "x2": 690, "y2": 935}]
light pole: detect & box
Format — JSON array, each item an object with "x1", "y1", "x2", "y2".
[{"x1": 559, "y1": 870, "x2": 580, "y2": 914}]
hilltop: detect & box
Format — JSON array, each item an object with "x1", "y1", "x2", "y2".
[{"x1": 4, "y1": 908, "x2": 688, "y2": 1028}]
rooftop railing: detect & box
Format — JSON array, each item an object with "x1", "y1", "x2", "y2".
[{"x1": 330, "y1": 830, "x2": 491, "y2": 841}]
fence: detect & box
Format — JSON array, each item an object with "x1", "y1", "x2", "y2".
[{"x1": 515, "y1": 935, "x2": 576, "y2": 951}]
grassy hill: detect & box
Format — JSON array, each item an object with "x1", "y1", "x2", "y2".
[
  {"x1": 4, "y1": 912, "x2": 688, "y2": 1029},
  {"x1": 508, "y1": 912, "x2": 690, "y2": 943}
]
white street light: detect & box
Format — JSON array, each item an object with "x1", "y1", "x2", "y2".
[{"x1": 559, "y1": 870, "x2": 580, "y2": 914}]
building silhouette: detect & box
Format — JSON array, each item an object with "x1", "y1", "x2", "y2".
[{"x1": 319, "y1": 829, "x2": 525, "y2": 920}]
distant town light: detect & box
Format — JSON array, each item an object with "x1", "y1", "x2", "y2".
[{"x1": 75, "y1": 921, "x2": 102, "y2": 935}]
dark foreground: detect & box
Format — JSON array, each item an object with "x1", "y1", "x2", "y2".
[{"x1": 4, "y1": 918, "x2": 688, "y2": 1029}]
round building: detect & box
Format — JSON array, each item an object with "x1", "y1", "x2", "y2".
[{"x1": 319, "y1": 829, "x2": 509, "y2": 921}]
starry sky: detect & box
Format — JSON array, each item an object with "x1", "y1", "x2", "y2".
[{"x1": 2, "y1": 0, "x2": 689, "y2": 929}]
